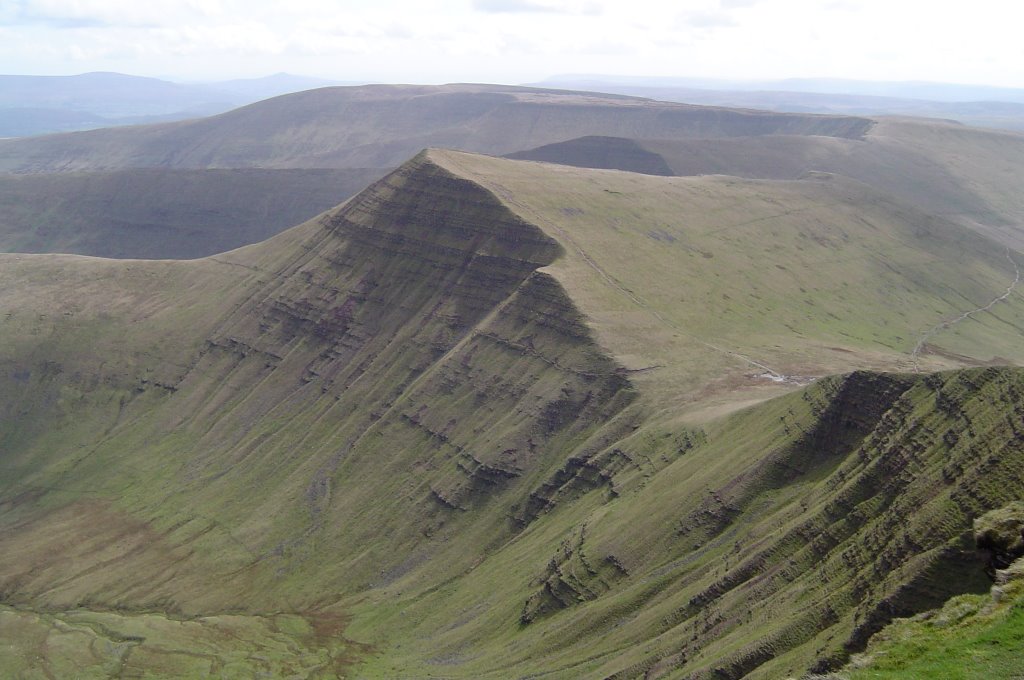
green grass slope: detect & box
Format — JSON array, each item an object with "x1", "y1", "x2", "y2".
[
  {"x1": 831, "y1": 508, "x2": 1024, "y2": 680},
  {"x1": 439, "y1": 150, "x2": 1024, "y2": 413},
  {"x1": 1, "y1": 151, "x2": 1023, "y2": 678},
  {"x1": 347, "y1": 366, "x2": 1024, "y2": 678},
  {"x1": 503, "y1": 118, "x2": 1024, "y2": 251},
  {"x1": 0, "y1": 604, "x2": 367, "y2": 678},
  {"x1": 0, "y1": 151, "x2": 638, "y2": 612}
]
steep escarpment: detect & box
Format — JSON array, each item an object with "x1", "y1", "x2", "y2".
[
  {"x1": 0, "y1": 150, "x2": 637, "y2": 614},
  {"x1": 611, "y1": 367, "x2": 1024, "y2": 678},
  {"x1": 839, "y1": 504, "x2": 1024, "y2": 678}
]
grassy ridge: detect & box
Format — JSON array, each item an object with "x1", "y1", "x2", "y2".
[
  {"x1": 509, "y1": 118, "x2": 1024, "y2": 251},
  {"x1": 440, "y1": 150, "x2": 1024, "y2": 412}
]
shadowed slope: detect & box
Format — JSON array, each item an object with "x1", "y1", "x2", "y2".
[
  {"x1": 0, "y1": 168, "x2": 383, "y2": 258},
  {"x1": 506, "y1": 135, "x2": 674, "y2": 175}
]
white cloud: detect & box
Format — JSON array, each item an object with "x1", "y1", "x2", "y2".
[
  {"x1": 156, "y1": 22, "x2": 288, "y2": 56},
  {"x1": 679, "y1": 9, "x2": 737, "y2": 28},
  {"x1": 0, "y1": 0, "x2": 1021, "y2": 88},
  {"x1": 7, "y1": 0, "x2": 220, "y2": 27},
  {"x1": 473, "y1": 0, "x2": 558, "y2": 12},
  {"x1": 473, "y1": 0, "x2": 602, "y2": 14}
]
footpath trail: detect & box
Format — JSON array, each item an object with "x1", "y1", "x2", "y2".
[{"x1": 911, "y1": 247, "x2": 1022, "y2": 371}]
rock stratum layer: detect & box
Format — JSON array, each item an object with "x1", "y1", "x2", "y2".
[{"x1": 1, "y1": 150, "x2": 1024, "y2": 678}]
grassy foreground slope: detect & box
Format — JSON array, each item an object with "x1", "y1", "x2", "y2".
[
  {"x1": 1, "y1": 151, "x2": 1024, "y2": 677},
  {"x1": 836, "y1": 564, "x2": 1024, "y2": 680}
]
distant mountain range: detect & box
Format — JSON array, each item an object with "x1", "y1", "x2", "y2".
[
  {"x1": 7, "y1": 72, "x2": 1024, "y2": 140},
  {"x1": 538, "y1": 74, "x2": 1024, "y2": 103},
  {"x1": 535, "y1": 75, "x2": 1024, "y2": 131},
  {"x1": 0, "y1": 71, "x2": 356, "y2": 137}
]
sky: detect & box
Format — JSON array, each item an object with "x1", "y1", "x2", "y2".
[{"x1": 1, "y1": 0, "x2": 1023, "y2": 88}]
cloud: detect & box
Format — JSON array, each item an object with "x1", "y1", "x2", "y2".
[
  {"x1": 472, "y1": 0, "x2": 601, "y2": 14},
  {"x1": 4, "y1": 0, "x2": 216, "y2": 29},
  {"x1": 155, "y1": 22, "x2": 288, "y2": 56},
  {"x1": 4, "y1": 0, "x2": 118, "y2": 28},
  {"x1": 473, "y1": 0, "x2": 558, "y2": 12},
  {"x1": 679, "y1": 9, "x2": 737, "y2": 29},
  {"x1": 574, "y1": 38, "x2": 636, "y2": 55}
]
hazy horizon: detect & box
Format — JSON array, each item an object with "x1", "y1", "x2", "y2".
[{"x1": 2, "y1": 0, "x2": 1022, "y2": 89}]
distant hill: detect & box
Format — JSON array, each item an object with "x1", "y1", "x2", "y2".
[
  {"x1": 0, "y1": 71, "x2": 352, "y2": 137},
  {"x1": 0, "y1": 107, "x2": 110, "y2": 137},
  {"x1": 0, "y1": 83, "x2": 872, "y2": 173},
  {"x1": 0, "y1": 72, "x2": 231, "y2": 117},
  {"x1": 535, "y1": 76, "x2": 1024, "y2": 132},
  {"x1": 0, "y1": 168, "x2": 381, "y2": 258}
]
